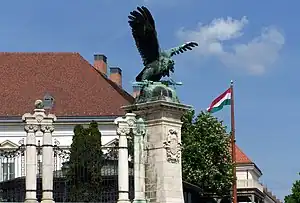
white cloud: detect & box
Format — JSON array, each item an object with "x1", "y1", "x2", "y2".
[{"x1": 176, "y1": 17, "x2": 285, "y2": 75}]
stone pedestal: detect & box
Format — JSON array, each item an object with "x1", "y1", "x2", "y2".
[{"x1": 123, "y1": 100, "x2": 191, "y2": 203}]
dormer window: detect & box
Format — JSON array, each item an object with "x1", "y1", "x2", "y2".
[{"x1": 43, "y1": 93, "x2": 55, "y2": 110}]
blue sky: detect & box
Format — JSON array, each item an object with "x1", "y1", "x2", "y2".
[{"x1": 0, "y1": 0, "x2": 298, "y2": 200}]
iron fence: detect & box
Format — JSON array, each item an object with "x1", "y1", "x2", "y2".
[
  {"x1": 0, "y1": 138, "x2": 134, "y2": 203},
  {"x1": 52, "y1": 140, "x2": 134, "y2": 202},
  {"x1": 0, "y1": 140, "x2": 210, "y2": 203},
  {"x1": 0, "y1": 139, "x2": 25, "y2": 202}
]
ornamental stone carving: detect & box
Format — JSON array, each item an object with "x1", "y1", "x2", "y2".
[
  {"x1": 40, "y1": 125, "x2": 55, "y2": 133},
  {"x1": 136, "y1": 118, "x2": 146, "y2": 136},
  {"x1": 24, "y1": 124, "x2": 39, "y2": 133},
  {"x1": 117, "y1": 125, "x2": 131, "y2": 136},
  {"x1": 163, "y1": 129, "x2": 181, "y2": 164},
  {"x1": 127, "y1": 118, "x2": 135, "y2": 128},
  {"x1": 35, "y1": 115, "x2": 44, "y2": 123}
]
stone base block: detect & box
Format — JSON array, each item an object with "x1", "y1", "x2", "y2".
[
  {"x1": 133, "y1": 199, "x2": 148, "y2": 203},
  {"x1": 24, "y1": 199, "x2": 38, "y2": 203},
  {"x1": 41, "y1": 200, "x2": 54, "y2": 203},
  {"x1": 117, "y1": 200, "x2": 131, "y2": 203}
]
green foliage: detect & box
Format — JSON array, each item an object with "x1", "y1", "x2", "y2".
[
  {"x1": 67, "y1": 121, "x2": 104, "y2": 202},
  {"x1": 181, "y1": 110, "x2": 233, "y2": 197},
  {"x1": 285, "y1": 174, "x2": 300, "y2": 203}
]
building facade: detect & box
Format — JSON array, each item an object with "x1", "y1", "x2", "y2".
[
  {"x1": 0, "y1": 52, "x2": 132, "y2": 181},
  {"x1": 235, "y1": 146, "x2": 282, "y2": 203},
  {"x1": 0, "y1": 52, "x2": 281, "y2": 203}
]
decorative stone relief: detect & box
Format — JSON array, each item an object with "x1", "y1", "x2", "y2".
[
  {"x1": 117, "y1": 125, "x2": 131, "y2": 136},
  {"x1": 40, "y1": 125, "x2": 55, "y2": 133},
  {"x1": 24, "y1": 124, "x2": 39, "y2": 133},
  {"x1": 136, "y1": 118, "x2": 146, "y2": 136},
  {"x1": 127, "y1": 118, "x2": 135, "y2": 128},
  {"x1": 163, "y1": 129, "x2": 181, "y2": 163},
  {"x1": 35, "y1": 115, "x2": 44, "y2": 123}
]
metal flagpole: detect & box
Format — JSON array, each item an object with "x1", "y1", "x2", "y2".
[{"x1": 230, "y1": 80, "x2": 237, "y2": 203}]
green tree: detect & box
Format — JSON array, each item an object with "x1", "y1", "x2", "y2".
[
  {"x1": 67, "y1": 121, "x2": 103, "y2": 202},
  {"x1": 181, "y1": 110, "x2": 233, "y2": 197},
  {"x1": 285, "y1": 175, "x2": 300, "y2": 203}
]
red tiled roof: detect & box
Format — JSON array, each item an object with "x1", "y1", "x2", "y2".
[
  {"x1": 229, "y1": 143, "x2": 252, "y2": 164},
  {"x1": 234, "y1": 144, "x2": 262, "y2": 175},
  {"x1": 235, "y1": 145, "x2": 252, "y2": 164},
  {"x1": 1, "y1": 52, "x2": 134, "y2": 117}
]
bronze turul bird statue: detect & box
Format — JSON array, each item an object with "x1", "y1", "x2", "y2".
[{"x1": 128, "y1": 6, "x2": 198, "y2": 83}]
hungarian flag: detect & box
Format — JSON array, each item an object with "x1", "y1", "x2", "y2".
[{"x1": 207, "y1": 88, "x2": 232, "y2": 113}]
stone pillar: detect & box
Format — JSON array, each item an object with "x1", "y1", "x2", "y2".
[
  {"x1": 123, "y1": 100, "x2": 191, "y2": 203},
  {"x1": 133, "y1": 118, "x2": 146, "y2": 203},
  {"x1": 23, "y1": 123, "x2": 38, "y2": 203},
  {"x1": 115, "y1": 113, "x2": 136, "y2": 203},
  {"x1": 23, "y1": 100, "x2": 56, "y2": 203},
  {"x1": 41, "y1": 125, "x2": 55, "y2": 203}
]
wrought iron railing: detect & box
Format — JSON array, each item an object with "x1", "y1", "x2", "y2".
[{"x1": 0, "y1": 139, "x2": 133, "y2": 202}]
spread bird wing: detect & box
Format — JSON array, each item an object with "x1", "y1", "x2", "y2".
[
  {"x1": 169, "y1": 42, "x2": 198, "y2": 57},
  {"x1": 128, "y1": 6, "x2": 160, "y2": 66}
]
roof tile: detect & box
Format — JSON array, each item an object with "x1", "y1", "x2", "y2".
[
  {"x1": 235, "y1": 145, "x2": 252, "y2": 164},
  {"x1": 229, "y1": 143, "x2": 252, "y2": 164},
  {"x1": 0, "y1": 52, "x2": 134, "y2": 117}
]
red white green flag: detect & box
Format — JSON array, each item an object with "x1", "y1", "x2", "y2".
[{"x1": 207, "y1": 87, "x2": 232, "y2": 113}]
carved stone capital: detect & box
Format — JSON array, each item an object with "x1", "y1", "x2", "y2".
[
  {"x1": 24, "y1": 124, "x2": 39, "y2": 133},
  {"x1": 40, "y1": 125, "x2": 55, "y2": 133},
  {"x1": 163, "y1": 129, "x2": 181, "y2": 164},
  {"x1": 117, "y1": 125, "x2": 131, "y2": 136}
]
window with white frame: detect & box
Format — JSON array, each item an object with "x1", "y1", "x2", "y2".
[{"x1": 2, "y1": 162, "x2": 15, "y2": 181}]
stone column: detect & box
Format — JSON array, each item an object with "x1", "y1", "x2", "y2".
[
  {"x1": 41, "y1": 125, "x2": 55, "y2": 203},
  {"x1": 123, "y1": 100, "x2": 191, "y2": 203},
  {"x1": 133, "y1": 118, "x2": 146, "y2": 203},
  {"x1": 23, "y1": 100, "x2": 57, "y2": 203},
  {"x1": 115, "y1": 113, "x2": 136, "y2": 203},
  {"x1": 23, "y1": 124, "x2": 39, "y2": 203}
]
